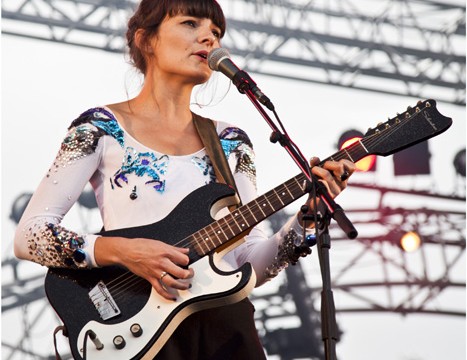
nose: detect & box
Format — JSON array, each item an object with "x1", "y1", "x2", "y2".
[
  {"x1": 198, "y1": 25, "x2": 217, "y2": 45},
  {"x1": 199, "y1": 32, "x2": 216, "y2": 45}
]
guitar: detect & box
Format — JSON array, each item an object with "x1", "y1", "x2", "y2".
[{"x1": 45, "y1": 99, "x2": 452, "y2": 359}]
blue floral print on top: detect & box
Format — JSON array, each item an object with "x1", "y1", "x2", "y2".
[{"x1": 66, "y1": 108, "x2": 256, "y2": 194}]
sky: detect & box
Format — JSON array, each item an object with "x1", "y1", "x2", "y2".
[{"x1": 1, "y1": 14, "x2": 466, "y2": 360}]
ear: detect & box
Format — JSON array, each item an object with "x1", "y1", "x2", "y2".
[
  {"x1": 134, "y1": 28, "x2": 154, "y2": 55},
  {"x1": 134, "y1": 29, "x2": 145, "y2": 51}
]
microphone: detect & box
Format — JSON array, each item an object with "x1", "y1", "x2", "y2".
[{"x1": 208, "y1": 48, "x2": 274, "y2": 111}]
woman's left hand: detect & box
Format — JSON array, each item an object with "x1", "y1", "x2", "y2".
[{"x1": 299, "y1": 157, "x2": 356, "y2": 225}]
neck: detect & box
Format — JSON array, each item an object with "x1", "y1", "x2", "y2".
[{"x1": 132, "y1": 72, "x2": 195, "y2": 125}]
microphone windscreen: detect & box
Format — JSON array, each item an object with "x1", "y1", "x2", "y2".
[{"x1": 208, "y1": 48, "x2": 230, "y2": 71}]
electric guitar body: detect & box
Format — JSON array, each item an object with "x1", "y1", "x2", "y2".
[{"x1": 46, "y1": 183, "x2": 255, "y2": 359}]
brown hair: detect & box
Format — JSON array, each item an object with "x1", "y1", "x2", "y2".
[{"x1": 126, "y1": 0, "x2": 226, "y2": 75}]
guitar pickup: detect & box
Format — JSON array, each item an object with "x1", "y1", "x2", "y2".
[{"x1": 88, "y1": 281, "x2": 121, "y2": 321}]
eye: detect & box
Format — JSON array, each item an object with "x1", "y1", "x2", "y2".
[
  {"x1": 182, "y1": 20, "x2": 197, "y2": 28},
  {"x1": 212, "y1": 29, "x2": 221, "y2": 39}
]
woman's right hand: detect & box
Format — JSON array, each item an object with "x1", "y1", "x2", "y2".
[{"x1": 95, "y1": 237, "x2": 194, "y2": 300}]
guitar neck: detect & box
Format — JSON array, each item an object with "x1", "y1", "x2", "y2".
[
  {"x1": 191, "y1": 143, "x2": 366, "y2": 256},
  {"x1": 190, "y1": 99, "x2": 453, "y2": 255}
]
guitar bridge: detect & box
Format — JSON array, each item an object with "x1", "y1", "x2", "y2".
[{"x1": 89, "y1": 281, "x2": 121, "y2": 320}]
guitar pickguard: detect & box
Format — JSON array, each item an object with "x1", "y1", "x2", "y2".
[{"x1": 77, "y1": 254, "x2": 255, "y2": 360}]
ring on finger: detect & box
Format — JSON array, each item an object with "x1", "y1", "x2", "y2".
[
  {"x1": 160, "y1": 271, "x2": 168, "y2": 290},
  {"x1": 340, "y1": 170, "x2": 350, "y2": 182}
]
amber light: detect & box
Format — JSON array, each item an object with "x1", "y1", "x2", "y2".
[
  {"x1": 399, "y1": 231, "x2": 422, "y2": 252},
  {"x1": 340, "y1": 137, "x2": 377, "y2": 172}
]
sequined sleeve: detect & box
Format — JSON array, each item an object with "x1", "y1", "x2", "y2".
[{"x1": 14, "y1": 110, "x2": 109, "y2": 269}]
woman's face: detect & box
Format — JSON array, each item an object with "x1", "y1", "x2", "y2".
[{"x1": 146, "y1": 14, "x2": 222, "y2": 85}]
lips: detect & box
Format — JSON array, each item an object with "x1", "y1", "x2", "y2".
[{"x1": 194, "y1": 51, "x2": 208, "y2": 60}]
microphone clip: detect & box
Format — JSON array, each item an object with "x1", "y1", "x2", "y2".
[{"x1": 232, "y1": 70, "x2": 275, "y2": 111}]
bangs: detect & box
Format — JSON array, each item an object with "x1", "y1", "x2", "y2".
[{"x1": 168, "y1": 0, "x2": 226, "y2": 37}]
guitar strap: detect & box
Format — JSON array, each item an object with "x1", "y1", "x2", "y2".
[{"x1": 192, "y1": 112, "x2": 241, "y2": 209}]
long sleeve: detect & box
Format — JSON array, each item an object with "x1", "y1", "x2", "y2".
[{"x1": 14, "y1": 111, "x2": 109, "y2": 268}]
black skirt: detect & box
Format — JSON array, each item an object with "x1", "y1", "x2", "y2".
[{"x1": 155, "y1": 298, "x2": 267, "y2": 360}]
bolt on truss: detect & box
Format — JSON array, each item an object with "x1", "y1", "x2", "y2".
[{"x1": 2, "y1": 0, "x2": 465, "y2": 105}]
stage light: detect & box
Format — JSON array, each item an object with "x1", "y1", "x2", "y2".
[
  {"x1": 399, "y1": 231, "x2": 421, "y2": 252},
  {"x1": 453, "y1": 148, "x2": 465, "y2": 177},
  {"x1": 393, "y1": 141, "x2": 431, "y2": 176},
  {"x1": 337, "y1": 130, "x2": 376, "y2": 172}
]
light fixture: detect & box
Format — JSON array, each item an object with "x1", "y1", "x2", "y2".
[
  {"x1": 453, "y1": 148, "x2": 466, "y2": 177},
  {"x1": 399, "y1": 231, "x2": 422, "y2": 252}
]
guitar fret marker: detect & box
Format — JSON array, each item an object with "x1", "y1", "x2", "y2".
[
  {"x1": 216, "y1": 223, "x2": 228, "y2": 239},
  {"x1": 194, "y1": 231, "x2": 209, "y2": 254},
  {"x1": 220, "y1": 218, "x2": 235, "y2": 237},
  {"x1": 343, "y1": 148, "x2": 355, "y2": 162},
  {"x1": 231, "y1": 214, "x2": 244, "y2": 233},
  {"x1": 207, "y1": 224, "x2": 222, "y2": 248},
  {"x1": 256, "y1": 202, "x2": 267, "y2": 217},
  {"x1": 273, "y1": 189, "x2": 285, "y2": 206},
  {"x1": 237, "y1": 210, "x2": 250, "y2": 228},
  {"x1": 358, "y1": 139, "x2": 369, "y2": 154}
]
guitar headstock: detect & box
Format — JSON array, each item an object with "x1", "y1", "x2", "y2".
[{"x1": 362, "y1": 99, "x2": 452, "y2": 156}]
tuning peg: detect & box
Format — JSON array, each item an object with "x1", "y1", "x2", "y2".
[{"x1": 407, "y1": 106, "x2": 412, "y2": 111}]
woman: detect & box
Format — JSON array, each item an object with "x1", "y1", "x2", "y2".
[{"x1": 14, "y1": 0, "x2": 355, "y2": 358}]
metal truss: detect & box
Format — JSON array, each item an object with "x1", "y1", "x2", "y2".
[
  {"x1": 250, "y1": 183, "x2": 465, "y2": 358},
  {"x1": 2, "y1": 0, "x2": 465, "y2": 105},
  {"x1": 319, "y1": 184, "x2": 465, "y2": 316}
]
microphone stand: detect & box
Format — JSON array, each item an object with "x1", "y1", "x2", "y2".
[{"x1": 236, "y1": 82, "x2": 357, "y2": 360}]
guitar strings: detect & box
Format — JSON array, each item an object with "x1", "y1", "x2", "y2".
[{"x1": 96, "y1": 108, "x2": 417, "y2": 298}]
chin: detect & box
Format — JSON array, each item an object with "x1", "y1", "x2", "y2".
[{"x1": 192, "y1": 73, "x2": 211, "y2": 86}]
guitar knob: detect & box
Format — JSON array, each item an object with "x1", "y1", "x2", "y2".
[
  {"x1": 130, "y1": 323, "x2": 143, "y2": 337},
  {"x1": 113, "y1": 335, "x2": 126, "y2": 349}
]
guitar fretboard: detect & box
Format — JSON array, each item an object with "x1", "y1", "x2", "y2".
[
  {"x1": 191, "y1": 174, "x2": 309, "y2": 255},
  {"x1": 189, "y1": 141, "x2": 371, "y2": 256}
]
